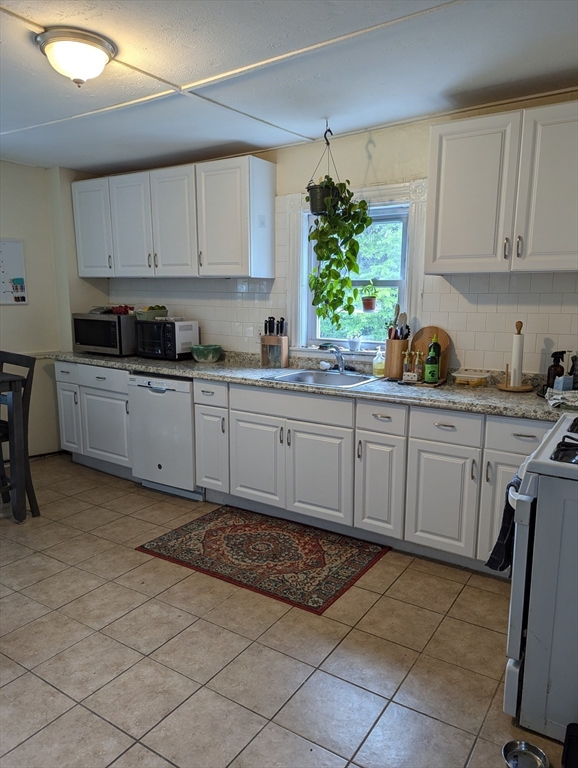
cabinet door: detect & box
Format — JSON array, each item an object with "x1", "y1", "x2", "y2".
[
  {"x1": 56, "y1": 382, "x2": 82, "y2": 453},
  {"x1": 150, "y1": 165, "x2": 199, "y2": 277},
  {"x1": 286, "y1": 420, "x2": 353, "y2": 525},
  {"x1": 229, "y1": 410, "x2": 285, "y2": 507},
  {"x1": 477, "y1": 449, "x2": 521, "y2": 562},
  {"x1": 354, "y1": 430, "x2": 405, "y2": 538},
  {"x1": 195, "y1": 404, "x2": 229, "y2": 493},
  {"x1": 425, "y1": 112, "x2": 521, "y2": 273},
  {"x1": 513, "y1": 102, "x2": 578, "y2": 272},
  {"x1": 72, "y1": 178, "x2": 114, "y2": 277},
  {"x1": 109, "y1": 172, "x2": 154, "y2": 277},
  {"x1": 196, "y1": 157, "x2": 249, "y2": 276},
  {"x1": 80, "y1": 387, "x2": 131, "y2": 467},
  {"x1": 405, "y1": 439, "x2": 480, "y2": 557}
]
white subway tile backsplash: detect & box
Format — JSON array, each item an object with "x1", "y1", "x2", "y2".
[
  {"x1": 489, "y1": 274, "x2": 511, "y2": 294},
  {"x1": 559, "y1": 335, "x2": 577, "y2": 351},
  {"x1": 456, "y1": 331, "x2": 476, "y2": 349},
  {"x1": 539, "y1": 293, "x2": 562, "y2": 313},
  {"x1": 485, "y1": 313, "x2": 507, "y2": 332},
  {"x1": 431, "y1": 275, "x2": 452, "y2": 294},
  {"x1": 439, "y1": 292, "x2": 460, "y2": 312},
  {"x1": 430, "y1": 311, "x2": 449, "y2": 328},
  {"x1": 494, "y1": 332, "x2": 514, "y2": 352},
  {"x1": 497, "y1": 294, "x2": 515, "y2": 313},
  {"x1": 450, "y1": 275, "x2": 470, "y2": 294},
  {"x1": 561, "y1": 293, "x2": 578, "y2": 313},
  {"x1": 509, "y1": 274, "x2": 533, "y2": 293},
  {"x1": 458, "y1": 293, "x2": 478, "y2": 312},
  {"x1": 469, "y1": 275, "x2": 490, "y2": 294},
  {"x1": 466, "y1": 313, "x2": 486, "y2": 332},
  {"x1": 448, "y1": 312, "x2": 468, "y2": 330},
  {"x1": 475, "y1": 332, "x2": 495, "y2": 350},
  {"x1": 525, "y1": 313, "x2": 550, "y2": 333},
  {"x1": 548, "y1": 314, "x2": 573, "y2": 335},
  {"x1": 476, "y1": 293, "x2": 497, "y2": 312},
  {"x1": 484, "y1": 351, "x2": 505, "y2": 370},
  {"x1": 422, "y1": 293, "x2": 441, "y2": 313},
  {"x1": 465, "y1": 350, "x2": 485, "y2": 368},
  {"x1": 553, "y1": 272, "x2": 577, "y2": 294},
  {"x1": 531, "y1": 273, "x2": 554, "y2": 293}
]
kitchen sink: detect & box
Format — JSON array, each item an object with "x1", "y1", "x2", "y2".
[{"x1": 262, "y1": 369, "x2": 379, "y2": 388}]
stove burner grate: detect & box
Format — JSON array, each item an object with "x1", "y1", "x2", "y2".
[
  {"x1": 568, "y1": 417, "x2": 578, "y2": 434},
  {"x1": 551, "y1": 434, "x2": 578, "y2": 464}
]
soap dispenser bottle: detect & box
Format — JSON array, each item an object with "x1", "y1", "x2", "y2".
[
  {"x1": 547, "y1": 351, "x2": 566, "y2": 389},
  {"x1": 372, "y1": 346, "x2": 385, "y2": 377}
]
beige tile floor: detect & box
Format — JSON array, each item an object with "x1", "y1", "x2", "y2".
[{"x1": 0, "y1": 454, "x2": 564, "y2": 768}]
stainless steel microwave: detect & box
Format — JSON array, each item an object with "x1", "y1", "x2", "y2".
[{"x1": 72, "y1": 313, "x2": 136, "y2": 356}]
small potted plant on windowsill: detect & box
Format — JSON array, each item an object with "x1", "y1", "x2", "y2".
[
  {"x1": 347, "y1": 332, "x2": 362, "y2": 351},
  {"x1": 361, "y1": 281, "x2": 377, "y2": 312}
]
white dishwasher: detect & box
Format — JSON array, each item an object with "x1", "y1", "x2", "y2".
[{"x1": 128, "y1": 375, "x2": 196, "y2": 493}]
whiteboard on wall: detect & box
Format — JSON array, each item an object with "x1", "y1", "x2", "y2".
[{"x1": 0, "y1": 239, "x2": 27, "y2": 305}]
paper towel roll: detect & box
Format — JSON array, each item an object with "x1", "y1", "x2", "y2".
[{"x1": 511, "y1": 333, "x2": 524, "y2": 387}]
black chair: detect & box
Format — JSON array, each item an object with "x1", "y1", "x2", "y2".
[{"x1": 0, "y1": 351, "x2": 40, "y2": 517}]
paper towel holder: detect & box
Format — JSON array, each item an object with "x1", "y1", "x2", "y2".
[{"x1": 497, "y1": 320, "x2": 534, "y2": 392}]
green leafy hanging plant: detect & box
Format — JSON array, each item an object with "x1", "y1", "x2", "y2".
[{"x1": 307, "y1": 175, "x2": 372, "y2": 331}]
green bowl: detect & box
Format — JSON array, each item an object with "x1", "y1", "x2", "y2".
[{"x1": 191, "y1": 344, "x2": 223, "y2": 363}]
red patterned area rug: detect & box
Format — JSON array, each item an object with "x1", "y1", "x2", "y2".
[{"x1": 137, "y1": 505, "x2": 389, "y2": 614}]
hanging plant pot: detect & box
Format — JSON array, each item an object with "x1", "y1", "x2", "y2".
[
  {"x1": 362, "y1": 296, "x2": 377, "y2": 312},
  {"x1": 306, "y1": 183, "x2": 339, "y2": 215}
]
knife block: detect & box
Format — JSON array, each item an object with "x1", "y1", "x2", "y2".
[
  {"x1": 261, "y1": 335, "x2": 289, "y2": 368},
  {"x1": 384, "y1": 339, "x2": 408, "y2": 379}
]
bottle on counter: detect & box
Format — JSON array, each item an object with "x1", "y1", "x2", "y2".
[
  {"x1": 372, "y1": 346, "x2": 385, "y2": 377},
  {"x1": 424, "y1": 340, "x2": 439, "y2": 384},
  {"x1": 403, "y1": 350, "x2": 413, "y2": 375},
  {"x1": 546, "y1": 350, "x2": 566, "y2": 389},
  {"x1": 414, "y1": 351, "x2": 424, "y2": 381}
]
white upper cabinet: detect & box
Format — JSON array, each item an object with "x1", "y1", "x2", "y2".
[
  {"x1": 514, "y1": 102, "x2": 578, "y2": 271},
  {"x1": 196, "y1": 155, "x2": 276, "y2": 278},
  {"x1": 109, "y1": 172, "x2": 154, "y2": 277},
  {"x1": 425, "y1": 101, "x2": 578, "y2": 273},
  {"x1": 149, "y1": 165, "x2": 198, "y2": 277},
  {"x1": 72, "y1": 178, "x2": 114, "y2": 277}
]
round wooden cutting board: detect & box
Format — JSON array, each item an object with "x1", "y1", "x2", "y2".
[{"x1": 410, "y1": 326, "x2": 451, "y2": 381}]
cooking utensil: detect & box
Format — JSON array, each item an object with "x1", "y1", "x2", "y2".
[
  {"x1": 392, "y1": 304, "x2": 400, "y2": 329},
  {"x1": 398, "y1": 311, "x2": 407, "y2": 329}
]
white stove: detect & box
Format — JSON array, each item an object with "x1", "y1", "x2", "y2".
[{"x1": 504, "y1": 412, "x2": 578, "y2": 741}]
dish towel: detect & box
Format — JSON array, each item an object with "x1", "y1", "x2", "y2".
[{"x1": 485, "y1": 473, "x2": 521, "y2": 573}]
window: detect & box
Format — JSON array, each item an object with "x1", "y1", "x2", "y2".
[{"x1": 307, "y1": 204, "x2": 409, "y2": 344}]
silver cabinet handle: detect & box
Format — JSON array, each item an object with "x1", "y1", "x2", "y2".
[
  {"x1": 434, "y1": 422, "x2": 456, "y2": 429},
  {"x1": 60, "y1": 370, "x2": 70, "y2": 374},
  {"x1": 357, "y1": 440, "x2": 362, "y2": 459},
  {"x1": 279, "y1": 427, "x2": 283, "y2": 444},
  {"x1": 503, "y1": 237, "x2": 510, "y2": 259},
  {"x1": 73, "y1": 391, "x2": 78, "y2": 405},
  {"x1": 512, "y1": 432, "x2": 537, "y2": 439},
  {"x1": 287, "y1": 429, "x2": 291, "y2": 447},
  {"x1": 471, "y1": 458, "x2": 476, "y2": 481},
  {"x1": 201, "y1": 390, "x2": 214, "y2": 396},
  {"x1": 96, "y1": 376, "x2": 106, "y2": 380},
  {"x1": 221, "y1": 417, "x2": 226, "y2": 434},
  {"x1": 373, "y1": 413, "x2": 392, "y2": 421},
  {"x1": 198, "y1": 250, "x2": 203, "y2": 267},
  {"x1": 108, "y1": 255, "x2": 112, "y2": 268},
  {"x1": 486, "y1": 460, "x2": 491, "y2": 482},
  {"x1": 516, "y1": 235, "x2": 523, "y2": 258},
  {"x1": 154, "y1": 253, "x2": 158, "y2": 268},
  {"x1": 125, "y1": 400, "x2": 129, "y2": 415},
  {"x1": 148, "y1": 253, "x2": 152, "y2": 267}
]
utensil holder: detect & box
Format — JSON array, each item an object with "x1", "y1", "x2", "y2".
[
  {"x1": 384, "y1": 339, "x2": 408, "y2": 379},
  {"x1": 261, "y1": 335, "x2": 289, "y2": 368}
]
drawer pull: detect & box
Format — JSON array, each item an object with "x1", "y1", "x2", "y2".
[
  {"x1": 516, "y1": 235, "x2": 523, "y2": 258},
  {"x1": 60, "y1": 370, "x2": 70, "y2": 374},
  {"x1": 280, "y1": 427, "x2": 283, "y2": 445},
  {"x1": 512, "y1": 433, "x2": 537, "y2": 439},
  {"x1": 486, "y1": 460, "x2": 491, "y2": 482},
  {"x1": 221, "y1": 417, "x2": 226, "y2": 434},
  {"x1": 125, "y1": 401, "x2": 129, "y2": 415},
  {"x1": 73, "y1": 392, "x2": 78, "y2": 405},
  {"x1": 503, "y1": 237, "x2": 510, "y2": 259},
  {"x1": 108, "y1": 254, "x2": 112, "y2": 269},
  {"x1": 434, "y1": 422, "x2": 456, "y2": 429},
  {"x1": 201, "y1": 390, "x2": 214, "y2": 396},
  {"x1": 471, "y1": 458, "x2": 477, "y2": 481},
  {"x1": 373, "y1": 413, "x2": 392, "y2": 421},
  {"x1": 357, "y1": 440, "x2": 362, "y2": 459},
  {"x1": 148, "y1": 253, "x2": 152, "y2": 267},
  {"x1": 96, "y1": 376, "x2": 106, "y2": 380},
  {"x1": 154, "y1": 253, "x2": 158, "y2": 268},
  {"x1": 287, "y1": 429, "x2": 291, "y2": 447}
]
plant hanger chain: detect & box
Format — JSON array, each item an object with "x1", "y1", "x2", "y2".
[{"x1": 308, "y1": 120, "x2": 341, "y2": 185}]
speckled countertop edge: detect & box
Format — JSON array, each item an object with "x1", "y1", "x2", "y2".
[{"x1": 49, "y1": 352, "x2": 563, "y2": 423}]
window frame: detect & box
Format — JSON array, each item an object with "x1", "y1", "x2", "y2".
[{"x1": 306, "y1": 204, "x2": 410, "y2": 346}]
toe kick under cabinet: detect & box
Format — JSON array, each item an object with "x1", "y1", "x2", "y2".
[{"x1": 228, "y1": 385, "x2": 354, "y2": 525}]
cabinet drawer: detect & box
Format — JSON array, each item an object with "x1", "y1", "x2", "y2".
[
  {"x1": 485, "y1": 416, "x2": 553, "y2": 455},
  {"x1": 230, "y1": 385, "x2": 353, "y2": 428},
  {"x1": 410, "y1": 406, "x2": 483, "y2": 448},
  {"x1": 78, "y1": 364, "x2": 129, "y2": 394},
  {"x1": 55, "y1": 361, "x2": 78, "y2": 384},
  {"x1": 356, "y1": 401, "x2": 407, "y2": 436},
  {"x1": 194, "y1": 380, "x2": 228, "y2": 407}
]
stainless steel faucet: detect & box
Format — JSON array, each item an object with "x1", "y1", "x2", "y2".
[{"x1": 328, "y1": 345, "x2": 345, "y2": 374}]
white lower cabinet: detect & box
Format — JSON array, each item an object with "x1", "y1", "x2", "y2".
[
  {"x1": 354, "y1": 430, "x2": 406, "y2": 539},
  {"x1": 477, "y1": 449, "x2": 521, "y2": 562},
  {"x1": 286, "y1": 420, "x2": 353, "y2": 525},
  {"x1": 229, "y1": 411, "x2": 285, "y2": 507},
  {"x1": 195, "y1": 404, "x2": 229, "y2": 493},
  {"x1": 405, "y1": 439, "x2": 481, "y2": 557},
  {"x1": 56, "y1": 382, "x2": 83, "y2": 454},
  {"x1": 80, "y1": 387, "x2": 131, "y2": 468}
]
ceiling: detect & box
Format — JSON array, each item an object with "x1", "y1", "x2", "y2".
[{"x1": 1, "y1": 0, "x2": 577, "y2": 175}]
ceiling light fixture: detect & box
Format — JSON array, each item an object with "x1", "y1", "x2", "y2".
[{"x1": 35, "y1": 27, "x2": 117, "y2": 87}]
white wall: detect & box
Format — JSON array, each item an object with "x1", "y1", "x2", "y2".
[{"x1": 0, "y1": 160, "x2": 108, "y2": 455}]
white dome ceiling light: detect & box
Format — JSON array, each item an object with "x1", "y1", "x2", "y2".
[{"x1": 35, "y1": 27, "x2": 117, "y2": 87}]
